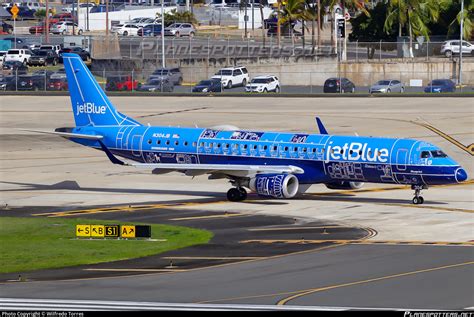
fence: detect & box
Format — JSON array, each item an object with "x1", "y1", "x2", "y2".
[{"x1": 2, "y1": 67, "x2": 473, "y2": 94}]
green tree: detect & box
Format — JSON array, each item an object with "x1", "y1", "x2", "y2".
[
  {"x1": 448, "y1": 0, "x2": 474, "y2": 40},
  {"x1": 157, "y1": 9, "x2": 198, "y2": 26},
  {"x1": 278, "y1": 0, "x2": 307, "y2": 46},
  {"x1": 384, "y1": 0, "x2": 444, "y2": 57},
  {"x1": 349, "y1": 2, "x2": 398, "y2": 58}
]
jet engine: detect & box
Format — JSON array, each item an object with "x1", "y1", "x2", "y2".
[
  {"x1": 249, "y1": 174, "x2": 299, "y2": 198},
  {"x1": 325, "y1": 181, "x2": 364, "y2": 190}
]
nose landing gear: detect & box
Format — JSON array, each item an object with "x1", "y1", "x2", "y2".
[{"x1": 412, "y1": 184, "x2": 428, "y2": 204}]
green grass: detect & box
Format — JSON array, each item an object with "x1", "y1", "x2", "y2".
[{"x1": 0, "y1": 217, "x2": 213, "y2": 273}]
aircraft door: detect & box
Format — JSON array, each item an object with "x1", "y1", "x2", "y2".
[
  {"x1": 131, "y1": 134, "x2": 143, "y2": 157},
  {"x1": 396, "y1": 149, "x2": 408, "y2": 171}
]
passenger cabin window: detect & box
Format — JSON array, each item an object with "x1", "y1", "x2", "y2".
[{"x1": 421, "y1": 151, "x2": 431, "y2": 158}]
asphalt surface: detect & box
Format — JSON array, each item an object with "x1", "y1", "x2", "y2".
[
  {"x1": 0, "y1": 205, "x2": 369, "y2": 282},
  {"x1": 1, "y1": 241, "x2": 472, "y2": 309}
]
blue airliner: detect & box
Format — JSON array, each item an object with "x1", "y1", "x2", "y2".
[{"x1": 43, "y1": 53, "x2": 468, "y2": 204}]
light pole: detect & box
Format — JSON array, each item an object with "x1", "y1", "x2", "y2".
[
  {"x1": 45, "y1": 0, "x2": 49, "y2": 43},
  {"x1": 106, "y1": 0, "x2": 109, "y2": 36},
  {"x1": 161, "y1": 0, "x2": 165, "y2": 68},
  {"x1": 459, "y1": 0, "x2": 464, "y2": 89}
]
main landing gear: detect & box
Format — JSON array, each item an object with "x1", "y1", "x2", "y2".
[
  {"x1": 412, "y1": 184, "x2": 428, "y2": 204},
  {"x1": 227, "y1": 187, "x2": 247, "y2": 202}
]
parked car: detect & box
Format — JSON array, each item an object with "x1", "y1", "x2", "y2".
[
  {"x1": 192, "y1": 79, "x2": 222, "y2": 93},
  {"x1": 29, "y1": 23, "x2": 48, "y2": 35},
  {"x1": 28, "y1": 50, "x2": 58, "y2": 66},
  {"x1": 105, "y1": 75, "x2": 140, "y2": 91},
  {"x1": 0, "y1": 75, "x2": 15, "y2": 90},
  {"x1": 50, "y1": 21, "x2": 83, "y2": 35},
  {"x1": 22, "y1": 1, "x2": 45, "y2": 11},
  {"x1": 6, "y1": 6, "x2": 36, "y2": 20},
  {"x1": 137, "y1": 24, "x2": 162, "y2": 37},
  {"x1": 440, "y1": 40, "x2": 474, "y2": 58},
  {"x1": 0, "y1": 51, "x2": 6, "y2": 67},
  {"x1": 369, "y1": 80, "x2": 404, "y2": 93},
  {"x1": 39, "y1": 45, "x2": 61, "y2": 55},
  {"x1": 149, "y1": 67, "x2": 183, "y2": 85},
  {"x1": 58, "y1": 47, "x2": 90, "y2": 62},
  {"x1": 111, "y1": 23, "x2": 140, "y2": 36},
  {"x1": 323, "y1": 77, "x2": 355, "y2": 93},
  {"x1": 50, "y1": 68, "x2": 67, "y2": 80},
  {"x1": 14, "y1": 74, "x2": 47, "y2": 91},
  {"x1": 137, "y1": 78, "x2": 174, "y2": 92},
  {"x1": 49, "y1": 13, "x2": 76, "y2": 24},
  {"x1": 164, "y1": 23, "x2": 196, "y2": 37},
  {"x1": 211, "y1": 66, "x2": 249, "y2": 89},
  {"x1": 48, "y1": 77, "x2": 68, "y2": 91},
  {"x1": 132, "y1": 17, "x2": 156, "y2": 28},
  {"x1": 2, "y1": 37, "x2": 32, "y2": 49},
  {"x1": 245, "y1": 75, "x2": 280, "y2": 93},
  {"x1": 1, "y1": 20, "x2": 13, "y2": 34},
  {"x1": 4, "y1": 49, "x2": 32, "y2": 65},
  {"x1": 2, "y1": 60, "x2": 28, "y2": 75},
  {"x1": 424, "y1": 79, "x2": 456, "y2": 93}
]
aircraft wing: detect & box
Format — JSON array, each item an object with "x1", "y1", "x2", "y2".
[{"x1": 134, "y1": 163, "x2": 304, "y2": 177}]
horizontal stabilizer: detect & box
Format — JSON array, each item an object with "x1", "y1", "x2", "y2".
[{"x1": 20, "y1": 129, "x2": 103, "y2": 140}]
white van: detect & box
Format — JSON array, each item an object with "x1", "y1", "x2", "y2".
[
  {"x1": 21, "y1": 1, "x2": 45, "y2": 10},
  {"x1": 4, "y1": 49, "x2": 32, "y2": 65}
]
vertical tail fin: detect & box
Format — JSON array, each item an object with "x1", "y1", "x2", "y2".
[{"x1": 63, "y1": 53, "x2": 141, "y2": 127}]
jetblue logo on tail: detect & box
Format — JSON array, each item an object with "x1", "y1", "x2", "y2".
[{"x1": 76, "y1": 102, "x2": 107, "y2": 116}]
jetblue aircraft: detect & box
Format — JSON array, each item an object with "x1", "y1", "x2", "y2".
[{"x1": 42, "y1": 53, "x2": 468, "y2": 204}]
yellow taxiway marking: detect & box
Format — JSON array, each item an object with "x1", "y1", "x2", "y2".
[
  {"x1": 162, "y1": 257, "x2": 263, "y2": 260},
  {"x1": 32, "y1": 200, "x2": 228, "y2": 218},
  {"x1": 170, "y1": 213, "x2": 245, "y2": 221},
  {"x1": 198, "y1": 261, "x2": 474, "y2": 305},
  {"x1": 240, "y1": 239, "x2": 474, "y2": 246},
  {"x1": 412, "y1": 120, "x2": 474, "y2": 156},
  {"x1": 82, "y1": 268, "x2": 187, "y2": 272},
  {"x1": 277, "y1": 261, "x2": 474, "y2": 305},
  {"x1": 247, "y1": 226, "x2": 347, "y2": 232}
]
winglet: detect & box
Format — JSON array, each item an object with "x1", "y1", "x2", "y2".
[
  {"x1": 97, "y1": 140, "x2": 128, "y2": 166},
  {"x1": 315, "y1": 117, "x2": 328, "y2": 135}
]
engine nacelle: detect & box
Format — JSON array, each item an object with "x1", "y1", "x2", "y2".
[
  {"x1": 325, "y1": 181, "x2": 364, "y2": 190},
  {"x1": 249, "y1": 174, "x2": 299, "y2": 199}
]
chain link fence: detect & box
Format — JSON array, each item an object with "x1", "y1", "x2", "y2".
[{"x1": 2, "y1": 67, "x2": 473, "y2": 94}]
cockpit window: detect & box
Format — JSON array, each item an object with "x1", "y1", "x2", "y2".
[
  {"x1": 431, "y1": 150, "x2": 448, "y2": 158},
  {"x1": 421, "y1": 151, "x2": 431, "y2": 158}
]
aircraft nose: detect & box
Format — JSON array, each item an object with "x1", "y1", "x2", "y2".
[{"x1": 455, "y1": 168, "x2": 468, "y2": 183}]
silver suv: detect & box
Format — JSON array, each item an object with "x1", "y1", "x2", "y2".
[
  {"x1": 164, "y1": 23, "x2": 196, "y2": 37},
  {"x1": 440, "y1": 40, "x2": 473, "y2": 58},
  {"x1": 149, "y1": 67, "x2": 183, "y2": 85}
]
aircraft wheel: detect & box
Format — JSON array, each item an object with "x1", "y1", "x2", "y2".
[
  {"x1": 227, "y1": 188, "x2": 242, "y2": 202},
  {"x1": 412, "y1": 196, "x2": 424, "y2": 205},
  {"x1": 227, "y1": 187, "x2": 246, "y2": 202}
]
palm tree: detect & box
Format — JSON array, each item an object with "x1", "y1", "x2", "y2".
[
  {"x1": 384, "y1": 0, "x2": 442, "y2": 57},
  {"x1": 278, "y1": 0, "x2": 306, "y2": 48},
  {"x1": 448, "y1": 0, "x2": 474, "y2": 40}
]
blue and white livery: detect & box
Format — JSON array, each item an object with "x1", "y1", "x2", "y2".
[{"x1": 47, "y1": 53, "x2": 468, "y2": 204}]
